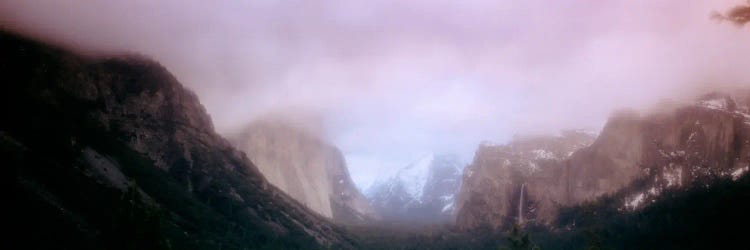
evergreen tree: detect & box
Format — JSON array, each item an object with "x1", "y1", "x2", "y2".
[{"x1": 500, "y1": 224, "x2": 539, "y2": 250}]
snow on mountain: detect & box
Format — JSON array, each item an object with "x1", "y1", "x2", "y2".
[
  {"x1": 457, "y1": 91, "x2": 750, "y2": 230},
  {"x1": 366, "y1": 153, "x2": 465, "y2": 223},
  {"x1": 397, "y1": 153, "x2": 435, "y2": 200}
]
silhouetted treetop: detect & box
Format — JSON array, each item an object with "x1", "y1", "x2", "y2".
[{"x1": 713, "y1": 1, "x2": 750, "y2": 26}]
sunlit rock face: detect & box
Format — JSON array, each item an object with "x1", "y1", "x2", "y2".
[
  {"x1": 456, "y1": 92, "x2": 750, "y2": 230},
  {"x1": 233, "y1": 120, "x2": 376, "y2": 224},
  {"x1": 367, "y1": 154, "x2": 465, "y2": 223}
]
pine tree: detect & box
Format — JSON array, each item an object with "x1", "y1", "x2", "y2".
[{"x1": 500, "y1": 224, "x2": 540, "y2": 250}]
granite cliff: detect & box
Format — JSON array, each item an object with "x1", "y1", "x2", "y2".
[
  {"x1": 456, "y1": 92, "x2": 750, "y2": 230},
  {"x1": 233, "y1": 120, "x2": 376, "y2": 224}
]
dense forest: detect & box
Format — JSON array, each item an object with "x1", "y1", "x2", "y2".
[{"x1": 347, "y1": 174, "x2": 750, "y2": 249}]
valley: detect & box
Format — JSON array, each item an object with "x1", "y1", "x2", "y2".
[{"x1": 3, "y1": 1, "x2": 750, "y2": 248}]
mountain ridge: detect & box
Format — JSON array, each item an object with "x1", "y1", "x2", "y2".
[
  {"x1": 0, "y1": 30, "x2": 356, "y2": 249},
  {"x1": 456, "y1": 91, "x2": 750, "y2": 230},
  {"x1": 367, "y1": 153, "x2": 465, "y2": 223}
]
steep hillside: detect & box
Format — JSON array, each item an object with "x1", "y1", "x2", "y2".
[
  {"x1": 456, "y1": 93, "x2": 750, "y2": 230},
  {"x1": 540, "y1": 170, "x2": 750, "y2": 249},
  {"x1": 233, "y1": 120, "x2": 376, "y2": 224},
  {"x1": 0, "y1": 31, "x2": 357, "y2": 249}
]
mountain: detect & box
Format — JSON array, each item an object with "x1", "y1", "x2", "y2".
[
  {"x1": 232, "y1": 120, "x2": 376, "y2": 224},
  {"x1": 456, "y1": 130, "x2": 596, "y2": 229},
  {"x1": 366, "y1": 154, "x2": 465, "y2": 223},
  {"x1": 456, "y1": 92, "x2": 750, "y2": 230},
  {"x1": 0, "y1": 31, "x2": 357, "y2": 249}
]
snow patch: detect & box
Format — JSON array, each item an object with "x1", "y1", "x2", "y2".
[
  {"x1": 648, "y1": 187, "x2": 660, "y2": 195},
  {"x1": 441, "y1": 203, "x2": 454, "y2": 213},
  {"x1": 732, "y1": 166, "x2": 749, "y2": 181},
  {"x1": 625, "y1": 193, "x2": 645, "y2": 210},
  {"x1": 397, "y1": 154, "x2": 435, "y2": 200},
  {"x1": 525, "y1": 161, "x2": 540, "y2": 173},
  {"x1": 735, "y1": 110, "x2": 750, "y2": 125},
  {"x1": 664, "y1": 167, "x2": 683, "y2": 187},
  {"x1": 699, "y1": 98, "x2": 729, "y2": 110},
  {"x1": 532, "y1": 149, "x2": 555, "y2": 160},
  {"x1": 440, "y1": 194, "x2": 455, "y2": 203}
]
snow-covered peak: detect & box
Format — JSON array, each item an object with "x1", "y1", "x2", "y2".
[
  {"x1": 396, "y1": 153, "x2": 435, "y2": 199},
  {"x1": 366, "y1": 153, "x2": 466, "y2": 221},
  {"x1": 696, "y1": 93, "x2": 736, "y2": 111},
  {"x1": 699, "y1": 98, "x2": 729, "y2": 110}
]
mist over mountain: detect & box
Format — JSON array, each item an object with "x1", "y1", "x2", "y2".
[
  {"x1": 3, "y1": 1, "x2": 750, "y2": 249},
  {"x1": 0, "y1": 31, "x2": 356, "y2": 249},
  {"x1": 457, "y1": 91, "x2": 750, "y2": 230},
  {"x1": 231, "y1": 119, "x2": 376, "y2": 224},
  {"x1": 2, "y1": 1, "x2": 750, "y2": 188},
  {"x1": 366, "y1": 154, "x2": 465, "y2": 223}
]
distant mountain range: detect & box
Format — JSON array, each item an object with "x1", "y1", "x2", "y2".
[{"x1": 366, "y1": 154, "x2": 465, "y2": 223}]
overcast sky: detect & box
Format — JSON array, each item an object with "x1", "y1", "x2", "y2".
[{"x1": 1, "y1": 0, "x2": 749, "y2": 190}]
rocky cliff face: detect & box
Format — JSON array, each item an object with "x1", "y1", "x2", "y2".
[
  {"x1": 233, "y1": 120, "x2": 376, "y2": 224},
  {"x1": 456, "y1": 93, "x2": 750, "y2": 230},
  {"x1": 0, "y1": 31, "x2": 356, "y2": 249},
  {"x1": 456, "y1": 130, "x2": 596, "y2": 229},
  {"x1": 367, "y1": 154, "x2": 464, "y2": 223}
]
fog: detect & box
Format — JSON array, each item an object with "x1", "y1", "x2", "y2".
[{"x1": 1, "y1": 0, "x2": 749, "y2": 190}]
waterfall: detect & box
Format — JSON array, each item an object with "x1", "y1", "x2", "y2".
[{"x1": 518, "y1": 183, "x2": 525, "y2": 225}]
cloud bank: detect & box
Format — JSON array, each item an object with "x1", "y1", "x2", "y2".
[{"x1": 1, "y1": 0, "x2": 749, "y2": 189}]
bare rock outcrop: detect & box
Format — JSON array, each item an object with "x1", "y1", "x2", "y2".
[
  {"x1": 456, "y1": 93, "x2": 750, "y2": 230},
  {"x1": 456, "y1": 130, "x2": 596, "y2": 229},
  {"x1": 234, "y1": 120, "x2": 376, "y2": 224}
]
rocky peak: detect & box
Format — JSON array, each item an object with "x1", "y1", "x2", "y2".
[
  {"x1": 233, "y1": 119, "x2": 376, "y2": 224},
  {"x1": 367, "y1": 153, "x2": 465, "y2": 223}
]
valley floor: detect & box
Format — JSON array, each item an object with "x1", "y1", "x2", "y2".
[{"x1": 349, "y1": 173, "x2": 750, "y2": 249}]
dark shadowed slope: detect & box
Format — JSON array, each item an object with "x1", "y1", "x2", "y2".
[{"x1": 0, "y1": 30, "x2": 357, "y2": 249}]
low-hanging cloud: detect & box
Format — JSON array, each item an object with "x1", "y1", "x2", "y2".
[{"x1": 1, "y1": 0, "x2": 749, "y2": 189}]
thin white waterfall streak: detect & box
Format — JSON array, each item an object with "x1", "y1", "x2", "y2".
[{"x1": 518, "y1": 183, "x2": 525, "y2": 225}]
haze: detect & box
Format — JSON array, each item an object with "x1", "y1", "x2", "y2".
[{"x1": 1, "y1": 0, "x2": 749, "y2": 190}]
